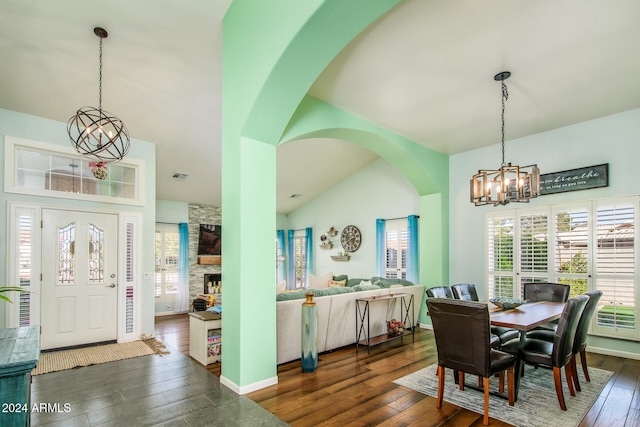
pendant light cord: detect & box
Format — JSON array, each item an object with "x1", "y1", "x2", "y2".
[{"x1": 98, "y1": 36, "x2": 103, "y2": 112}]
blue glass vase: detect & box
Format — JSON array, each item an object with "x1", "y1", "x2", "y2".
[{"x1": 301, "y1": 292, "x2": 318, "y2": 372}]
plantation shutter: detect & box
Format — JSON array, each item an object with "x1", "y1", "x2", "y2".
[
  {"x1": 553, "y1": 207, "x2": 590, "y2": 297},
  {"x1": 519, "y1": 211, "x2": 549, "y2": 293},
  {"x1": 487, "y1": 213, "x2": 515, "y2": 299},
  {"x1": 593, "y1": 200, "x2": 636, "y2": 337},
  {"x1": 384, "y1": 219, "x2": 408, "y2": 279},
  {"x1": 293, "y1": 232, "x2": 307, "y2": 288}
]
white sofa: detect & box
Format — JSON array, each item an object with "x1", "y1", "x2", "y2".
[{"x1": 276, "y1": 284, "x2": 424, "y2": 364}]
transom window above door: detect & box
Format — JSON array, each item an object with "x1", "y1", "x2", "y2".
[{"x1": 4, "y1": 136, "x2": 143, "y2": 205}]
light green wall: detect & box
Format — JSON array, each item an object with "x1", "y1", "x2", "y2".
[
  {"x1": 0, "y1": 108, "x2": 157, "y2": 334},
  {"x1": 449, "y1": 108, "x2": 640, "y2": 356},
  {"x1": 287, "y1": 157, "x2": 420, "y2": 278}
]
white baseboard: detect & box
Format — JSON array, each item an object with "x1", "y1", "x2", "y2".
[
  {"x1": 220, "y1": 374, "x2": 278, "y2": 395},
  {"x1": 586, "y1": 345, "x2": 640, "y2": 360},
  {"x1": 419, "y1": 323, "x2": 433, "y2": 330}
]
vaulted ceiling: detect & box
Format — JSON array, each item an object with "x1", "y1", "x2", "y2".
[{"x1": 1, "y1": 1, "x2": 639, "y2": 213}]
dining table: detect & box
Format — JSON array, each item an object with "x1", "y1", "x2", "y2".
[{"x1": 489, "y1": 300, "x2": 565, "y2": 400}]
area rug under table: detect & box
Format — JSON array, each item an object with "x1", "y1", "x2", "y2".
[
  {"x1": 32, "y1": 338, "x2": 169, "y2": 375},
  {"x1": 393, "y1": 363, "x2": 612, "y2": 427}
]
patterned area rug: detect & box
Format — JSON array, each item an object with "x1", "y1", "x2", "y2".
[
  {"x1": 393, "y1": 363, "x2": 612, "y2": 427},
  {"x1": 32, "y1": 338, "x2": 169, "y2": 375}
]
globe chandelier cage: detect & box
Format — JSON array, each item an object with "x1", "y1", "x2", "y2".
[
  {"x1": 470, "y1": 71, "x2": 540, "y2": 206},
  {"x1": 68, "y1": 27, "x2": 130, "y2": 164}
]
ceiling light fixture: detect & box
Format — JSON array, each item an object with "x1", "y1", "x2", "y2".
[
  {"x1": 67, "y1": 27, "x2": 130, "y2": 164},
  {"x1": 470, "y1": 71, "x2": 540, "y2": 206}
]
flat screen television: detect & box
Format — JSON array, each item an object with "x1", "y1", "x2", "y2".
[{"x1": 198, "y1": 224, "x2": 221, "y2": 256}]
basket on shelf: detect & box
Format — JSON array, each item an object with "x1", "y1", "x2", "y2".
[{"x1": 386, "y1": 319, "x2": 405, "y2": 336}]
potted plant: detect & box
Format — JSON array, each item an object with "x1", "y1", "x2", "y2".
[{"x1": 0, "y1": 287, "x2": 26, "y2": 303}]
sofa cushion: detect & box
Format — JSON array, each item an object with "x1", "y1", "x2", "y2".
[
  {"x1": 276, "y1": 290, "x2": 308, "y2": 301},
  {"x1": 372, "y1": 278, "x2": 415, "y2": 288},
  {"x1": 328, "y1": 279, "x2": 347, "y2": 288},
  {"x1": 321, "y1": 286, "x2": 355, "y2": 296},
  {"x1": 333, "y1": 274, "x2": 348, "y2": 282},
  {"x1": 352, "y1": 283, "x2": 382, "y2": 292},
  {"x1": 309, "y1": 271, "x2": 333, "y2": 289},
  {"x1": 346, "y1": 278, "x2": 368, "y2": 287}
]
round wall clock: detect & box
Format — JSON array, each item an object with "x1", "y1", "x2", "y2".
[{"x1": 340, "y1": 225, "x2": 362, "y2": 252}]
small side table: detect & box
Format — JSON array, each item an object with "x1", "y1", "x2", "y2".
[
  {"x1": 189, "y1": 311, "x2": 222, "y2": 365},
  {"x1": 356, "y1": 293, "x2": 414, "y2": 354},
  {"x1": 0, "y1": 325, "x2": 40, "y2": 427}
]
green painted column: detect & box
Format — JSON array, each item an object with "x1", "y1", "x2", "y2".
[
  {"x1": 221, "y1": 0, "x2": 406, "y2": 391},
  {"x1": 221, "y1": 136, "x2": 277, "y2": 391}
]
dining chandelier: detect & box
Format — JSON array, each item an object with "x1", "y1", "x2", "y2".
[
  {"x1": 67, "y1": 27, "x2": 130, "y2": 164},
  {"x1": 470, "y1": 71, "x2": 540, "y2": 206}
]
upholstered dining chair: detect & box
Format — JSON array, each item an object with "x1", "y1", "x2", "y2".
[
  {"x1": 502, "y1": 294, "x2": 589, "y2": 410},
  {"x1": 527, "y1": 290, "x2": 603, "y2": 392},
  {"x1": 523, "y1": 282, "x2": 571, "y2": 303},
  {"x1": 450, "y1": 283, "x2": 519, "y2": 346},
  {"x1": 427, "y1": 298, "x2": 515, "y2": 425},
  {"x1": 426, "y1": 286, "x2": 453, "y2": 299},
  {"x1": 523, "y1": 282, "x2": 571, "y2": 332},
  {"x1": 450, "y1": 283, "x2": 479, "y2": 301}
]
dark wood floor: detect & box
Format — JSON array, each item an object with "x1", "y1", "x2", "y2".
[{"x1": 155, "y1": 314, "x2": 640, "y2": 426}]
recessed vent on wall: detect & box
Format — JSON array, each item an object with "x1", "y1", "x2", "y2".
[{"x1": 171, "y1": 172, "x2": 188, "y2": 181}]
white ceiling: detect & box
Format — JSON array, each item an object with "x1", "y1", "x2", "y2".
[{"x1": 1, "y1": 1, "x2": 639, "y2": 213}]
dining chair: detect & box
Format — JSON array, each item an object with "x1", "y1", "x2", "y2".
[
  {"x1": 426, "y1": 286, "x2": 453, "y2": 299},
  {"x1": 523, "y1": 282, "x2": 571, "y2": 332},
  {"x1": 427, "y1": 298, "x2": 515, "y2": 425},
  {"x1": 523, "y1": 282, "x2": 571, "y2": 303},
  {"x1": 527, "y1": 290, "x2": 603, "y2": 392},
  {"x1": 450, "y1": 283, "x2": 479, "y2": 301},
  {"x1": 450, "y1": 283, "x2": 519, "y2": 346},
  {"x1": 501, "y1": 294, "x2": 589, "y2": 410}
]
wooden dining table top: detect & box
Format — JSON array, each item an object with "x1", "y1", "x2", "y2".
[{"x1": 489, "y1": 300, "x2": 565, "y2": 332}]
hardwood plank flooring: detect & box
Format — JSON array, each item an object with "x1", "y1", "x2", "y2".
[{"x1": 155, "y1": 314, "x2": 640, "y2": 426}]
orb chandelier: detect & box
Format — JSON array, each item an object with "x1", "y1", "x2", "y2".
[
  {"x1": 470, "y1": 71, "x2": 540, "y2": 206},
  {"x1": 68, "y1": 27, "x2": 130, "y2": 164}
]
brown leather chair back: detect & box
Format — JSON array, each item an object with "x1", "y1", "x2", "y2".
[
  {"x1": 551, "y1": 295, "x2": 588, "y2": 368},
  {"x1": 523, "y1": 282, "x2": 570, "y2": 302},
  {"x1": 451, "y1": 283, "x2": 479, "y2": 301},
  {"x1": 572, "y1": 290, "x2": 603, "y2": 354},
  {"x1": 427, "y1": 298, "x2": 491, "y2": 377},
  {"x1": 426, "y1": 286, "x2": 453, "y2": 299}
]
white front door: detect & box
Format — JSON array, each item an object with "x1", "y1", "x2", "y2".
[{"x1": 41, "y1": 209, "x2": 118, "y2": 350}]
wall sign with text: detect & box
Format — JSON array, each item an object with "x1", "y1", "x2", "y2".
[{"x1": 540, "y1": 164, "x2": 609, "y2": 195}]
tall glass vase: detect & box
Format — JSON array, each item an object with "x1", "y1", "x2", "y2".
[{"x1": 301, "y1": 292, "x2": 318, "y2": 372}]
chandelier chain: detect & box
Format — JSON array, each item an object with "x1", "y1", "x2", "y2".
[{"x1": 501, "y1": 80, "x2": 508, "y2": 167}]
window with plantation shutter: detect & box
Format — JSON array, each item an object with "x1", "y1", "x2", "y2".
[
  {"x1": 384, "y1": 219, "x2": 408, "y2": 279},
  {"x1": 592, "y1": 201, "x2": 636, "y2": 337},
  {"x1": 155, "y1": 224, "x2": 179, "y2": 298},
  {"x1": 293, "y1": 232, "x2": 308, "y2": 289},
  {"x1": 554, "y1": 207, "x2": 590, "y2": 297},
  {"x1": 487, "y1": 214, "x2": 515, "y2": 299},
  {"x1": 486, "y1": 198, "x2": 639, "y2": 341}
]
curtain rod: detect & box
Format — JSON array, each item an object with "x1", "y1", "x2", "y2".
[{"x1": 380, "y1": 215, "x2": 420, "y2": 221}]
